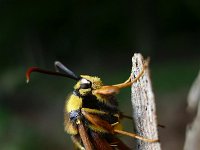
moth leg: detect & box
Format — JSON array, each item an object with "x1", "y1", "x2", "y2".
[
  {"x1": 119, "y1": 112, "x2": 133, "y2": 120},
  {"x1": 114, "y1": 129, "x2": 159, "y2": 143},
  {"x1": 81, "y1": 108, "x2": 119, "y2": 123},
  {"x1": 93, "y1": 59, "x2": 149, "y2": 95},
  {"x1": 81, "y1": 108, "x2": 108, "y2": 115},
  {"x1": 81, "y1": 109, "x2": 116, "y2": 150},
  {"x1": 112, "y1": 58, "x2": 149, "y2": 89},
  {"x1": 119, "y1": 112, "x2": 165, "y2": 128},
  {"x1": 71, "y1": 135, "x2": 85, "y2": 150},
  {"x1": 81, "y1": 110, "x2": 159, "y2": 143},
  {"x1": 81, "y1": 109, "x2": 114, "y2": 133}
]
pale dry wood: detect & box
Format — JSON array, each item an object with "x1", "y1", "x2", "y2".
[
  {"x1": 186, "y1": 70, "x2": 200, "y2": 113},
  {"x1": 184, "y1": 70, "x2": 200, "y2": 150},
  {"x1": 131, "y1": 53, "x2": 161, "y2": 150}
]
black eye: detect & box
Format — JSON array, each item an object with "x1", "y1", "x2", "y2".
[{"x1": 80, "y1": 83, "x2": 91, "y2": 89}]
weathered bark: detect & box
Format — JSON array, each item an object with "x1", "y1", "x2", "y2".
[
  {"x1": 131, "y1": 53, "x2": 161, "y2": 150},
  {"x1": 184, "y1": 70, "x2": 200, "y2": 150}
]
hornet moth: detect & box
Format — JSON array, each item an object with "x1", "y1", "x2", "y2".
[{"x1": 26, "y1": 60, "x2": 159, "y2": 150}]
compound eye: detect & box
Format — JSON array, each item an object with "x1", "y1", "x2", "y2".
[
  {"x1": 80, "y1": 83, "x2": 90, "y2": 89},
  {"x1": 80, "y1": 78, "x2": 91, "y2": 89}
]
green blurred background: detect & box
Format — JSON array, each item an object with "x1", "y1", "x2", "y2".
[{"x1": 0, "y1": 1, "x2": 200, "y2": 150}]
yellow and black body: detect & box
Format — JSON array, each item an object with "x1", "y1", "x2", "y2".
[
  {"x1": 26, "y1": 61, "x2": 158, "y2": 150},
  {"x1": 65, "y1": 75, "x2": 124, "y2": 150}
]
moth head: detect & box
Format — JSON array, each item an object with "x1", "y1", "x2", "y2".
[{"x1": 74, "y1": 75, "x2": 103, "y2": 96}]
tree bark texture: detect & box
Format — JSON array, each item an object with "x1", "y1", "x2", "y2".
[{"x1": 131, "y1": 53, "x2": 161, "y2": 150}]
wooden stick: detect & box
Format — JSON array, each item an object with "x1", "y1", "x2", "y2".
[
  {"x1": 184, "y1": 70, "x2": 200, "y2": 150},
  {"x1": 131, "y1": 53, "x2": 161, "y2": 150}
]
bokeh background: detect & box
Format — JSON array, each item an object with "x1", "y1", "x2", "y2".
[{"x1": 0, "y1": 1, "x2": 200, "y2": 150}]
